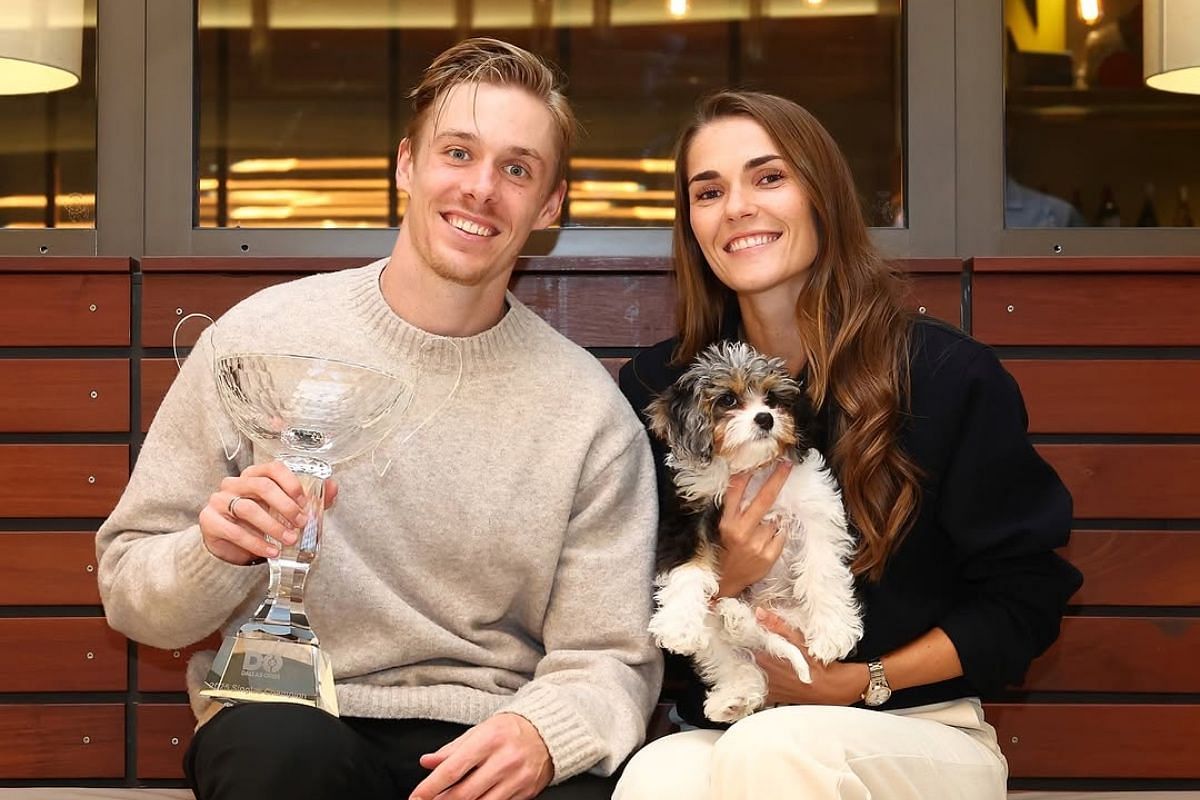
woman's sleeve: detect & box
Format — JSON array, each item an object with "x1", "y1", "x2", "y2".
[{"x1": 935, "y1": 347, "x2": 1083, "y2": 693}]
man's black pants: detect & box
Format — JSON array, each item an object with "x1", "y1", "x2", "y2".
[{"x1": 185, "y1": 704, "x2": 619, "y2": 799}]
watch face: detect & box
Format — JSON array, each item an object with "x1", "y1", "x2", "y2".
[{"x1": 864, "y1": 684, "x2": 891, "y2": 706}]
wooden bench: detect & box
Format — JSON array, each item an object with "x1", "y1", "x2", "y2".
[{"x1": 1, "y1": 254, "x2": 1197, "y2": 793}]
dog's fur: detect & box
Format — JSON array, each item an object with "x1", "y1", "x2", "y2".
[{"x1": 646, "y1": 342, "x2": 862, "y2": 722}]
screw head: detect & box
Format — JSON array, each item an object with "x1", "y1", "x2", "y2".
[
  {"x1": 90, "y1": 390, "x2": 99, "y2": 399},
  {"x1": 918, "y1": 305, "x2": 927, "y2": 314},
  {"x1": 87, "y1": 475, "x2": 96, "y2": 484},
  {"x1": 1011, "y1": 736, "x2": 1019, "y2": 744},
  {"x1": 86, "y1": 651, "x2": 94, "y2": 660},
  {"x1": 86, "y1": 564, "x2": 94, "y2": 573},
  {"x1": 82, "y1": 736, "x2": 90, "y2": 744},
  {"x1": 175, "y1": 307, "x2": 184, "y2": 316},
  {"x1": 89, "y1": 304, "x2": 97, "y2": 312},
  {"x1": 1007, "y1": 304, "x2": 1015, "y2": 313}
]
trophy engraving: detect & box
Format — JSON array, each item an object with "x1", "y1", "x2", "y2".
[{"x1": 202, "y1": 353, "x2": 410, "y2": 716}]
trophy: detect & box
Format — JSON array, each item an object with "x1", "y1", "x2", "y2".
[{"x1": 201, "y1": 353, "x2": 411, "y2": 716}]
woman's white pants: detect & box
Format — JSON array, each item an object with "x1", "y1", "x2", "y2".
[{"x1": 612, "y1": 699, "x2": 1008, "y2": 800}]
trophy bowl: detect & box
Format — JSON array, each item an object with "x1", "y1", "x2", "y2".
[{"x1": 202, "y1": 353, "x2": 410, "y2": 716}]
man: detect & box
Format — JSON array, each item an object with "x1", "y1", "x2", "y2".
[{"x1": 96, "y1": 38, "x2": 662, "y2": 800}]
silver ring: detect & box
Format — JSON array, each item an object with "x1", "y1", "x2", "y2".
[{"x1": 227, "y1": 495, "x2": 247, "y2": 520}]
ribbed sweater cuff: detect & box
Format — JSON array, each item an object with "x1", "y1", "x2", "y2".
[
  {"x1": 499, "y1": 686, "x2": 607, "y2": 784},
  {"x1": 173, "y1": 526, "x2": 266, "y2": 597}
]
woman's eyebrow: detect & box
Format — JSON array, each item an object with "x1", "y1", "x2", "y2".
[{"x1": 688, "y1": 154, "x2": 782, "y2": 185}]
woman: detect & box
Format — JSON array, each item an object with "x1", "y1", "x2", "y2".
[{"x1": 614, "y1": 92, "x2": 1082, "y2": 799}]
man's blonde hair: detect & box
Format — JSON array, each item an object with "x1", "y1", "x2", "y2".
[{"x1": 408, "y1": 38, "x2": 577, "y2": 186}]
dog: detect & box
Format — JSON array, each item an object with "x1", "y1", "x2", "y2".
[{"x1": 645, "y1": 342, "x2": 862, "y2": 722}]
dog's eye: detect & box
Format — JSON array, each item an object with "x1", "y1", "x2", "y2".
[{"x1": 716, "y1": 393, "x2": 738, "y2": 409}]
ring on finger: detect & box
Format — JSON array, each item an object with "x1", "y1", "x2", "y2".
[{"x1": 227, "y1": 495, "x2": 248, "y2": 520}]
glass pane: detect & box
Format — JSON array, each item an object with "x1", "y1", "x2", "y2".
[
  {"x1": 0, "y1": 1, "x2": 97, "y2": 230},
  {"x1": 1004, "y1": 0, "x2": 1200, "y2": 229},
  {"x1": 197, "y1": 0, "x2": 904, "y2": 229}
]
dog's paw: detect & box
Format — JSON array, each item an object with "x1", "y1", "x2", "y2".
[
  {"x1": 805, "y1": 626, "x2": 861, "y2": 665},
  {"x1": 648, "y1": 613, "x2": 710, "y2": 655},
  {"x1": 704, "y1": 691, "x2": 761, "y2": 723}
]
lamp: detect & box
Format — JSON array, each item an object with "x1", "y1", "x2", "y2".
[
  {"x1": 1144, "y1": 0, "x2": 1200, "y2": 94},
  {"x1": 0, "y1": 0, "x2": 84, "y2": 95}
]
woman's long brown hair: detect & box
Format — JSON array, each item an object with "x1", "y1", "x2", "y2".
[{"x1": 671, "y1": 91, "x2": 920, "y2": 581}]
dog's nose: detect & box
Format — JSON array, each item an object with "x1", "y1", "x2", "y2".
[{"x1": 754, "y1": 412, "x2": 774, "y2": 431}]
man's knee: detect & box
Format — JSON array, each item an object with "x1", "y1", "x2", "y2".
[{"x1": 188, "y1": 704, "x2": 371, "y2": 795}]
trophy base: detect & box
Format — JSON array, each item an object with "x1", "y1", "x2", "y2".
[{"x1": 201, "y1": 633, "x2": 339, "y2": 717}]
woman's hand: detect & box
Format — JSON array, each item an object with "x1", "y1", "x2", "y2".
[
  {"x1": 754, "y1": 608, "x2": 868, "y2": 707},
  {"x1": 714, "y1": 461, "x2": 793, "y2": 598}
]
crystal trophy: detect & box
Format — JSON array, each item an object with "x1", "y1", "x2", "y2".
[{"x1": 201, "y1": 353, "x2": 410, "y2": 716}]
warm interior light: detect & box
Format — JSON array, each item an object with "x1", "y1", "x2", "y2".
[
  {"x1": 1145, "y1": 0, "x2": 1200, "y2": 94},
  {"x1": 1077, "y1": 0, "x2": 1101, "y2": 25},
  {"x1": 807, "y1": 0, "x2": 825, "y2": 6},
  {"x1": 0, "y1": 0, "x2": 84, "y2": 95},
  {"x1": 668, "y1": 0, "x2": 689, "y2": 19}
]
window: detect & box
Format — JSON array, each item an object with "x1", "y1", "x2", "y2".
[
  {"x1": 0, "y1": 1, "x2": 97, "y2": 230},
  {"x1": 196, "y1": 0, "x2": 905, "y2": 229}
]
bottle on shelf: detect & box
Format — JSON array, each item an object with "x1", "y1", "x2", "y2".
[
  {"x1": 1136, "y1": 183, "x2": 1159, "y2": 227},
  {"x1": 1095, "y1": 184, "x2": 1121, "y2": 227},
  {"x1": 1173, "y1": 185, "x2": 1194, "y2": 227}
]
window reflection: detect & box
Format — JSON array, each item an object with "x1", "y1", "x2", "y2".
[
  {"x1": 197, "y1": 0, "x2": 903, "y2": 229},
  {"x1": 0, "y1": 1, "x2": 97, "y2": 230},
  {"x1": 1004, "y1": 0, "x2": 1200, "y2": 228}
]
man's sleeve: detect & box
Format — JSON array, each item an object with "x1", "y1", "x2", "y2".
[
  {"x1": 96, "y1": 329, "x2": 266, "y2": 649},
  {"x1": 499, "y1": 422, "x2": 663, "y2": 782}
]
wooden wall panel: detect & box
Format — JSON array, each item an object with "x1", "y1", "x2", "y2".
[
  {"x1": 986, "y1": 704, "x2": 1200, "y2": 778},
  {"x1": 136, "y1": 704, "x2": 195, "y2": 779},
  {"x1": 0, "y1": 444, "x2": 128, "y2": 518},
  {"x1": 0, "y1": 705, "x2": 124, "y2": 778},
  {"x1": 138, "y1": 633, "x2": 223, "y2": 692},
  {"x1": 1038, "y1": 444, "x2": 1200, "y2": 519},
  {"x1": 0, "y1": 532, "x2": 101, "y2": 605},
  {"x1": 1062, "y1": 531, "x2": 1200, "y2": 606},
  {"x1": 141, "y1": 358, "x2": 179, "y2": 432},
  {"x1": 142, "y1": 274, "x2": 296, "y2": 347},
  {"x1": 0, "y1": 359, "x2": 130, "y2": 433},
  {"x1": 511, "y1": 273, "x2": 675, "y2": 347},
  {"x1": 1022, "y1": 617, "x2": 1200, "y2": 692},
  {"x1": 0, "y1": 275, "x2": 130, "y2": 346},
  {"x1": 908, "y1": 274, "x2": 961, "y2": 328},
  {"x1": 1007, "y1": 360, "x2": 1200, "y2": 434},
  {"x1": 0, "y1": 618, "x2": 126, "y2": 692},
  {"x1": 974, "y1": 274, "x2": 1200, "y2": 346}
]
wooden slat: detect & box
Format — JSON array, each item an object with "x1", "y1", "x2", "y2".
[
  {"x1": 974, "y1": 274, "x2": 1200, "y2": 346},
  {"x1": 1038, "y1": 444, "x2": 1200, "y2": 519},
  {"x1": 1007, "y1": 360, "x2": 1200, "y2": 434},
  {"x1": 0, "y1": 257, "x2": 131, "y2": 274},
  {"x1": 908, "y1": 274, "x2": 961, "y2": 328},
  {"x1": 985, "y1": 704, "x2": 1200, "y2": 778},
  {"x1": 142, "y1": 274, "x2": 297, "y2": 347},
  {"x1": 511, "y1": 273, "x2": 675, "y2": 347},
  {"x1": 140, "y1": 358, "x2": 179, "y2": 432},
  {"x1": 0, "y1": 359, "x2": 130, "y2": 433},
  {"x1": 136, "y1": 704, "x2": 196, "y2": 779},
  {"x1": 138, "y1": 633, "x2": 222, "y2": 693},
  {"x1": 0, "y1": 618, "x2": 126, "y2": 692},
  {"x1": 0, "y1": 445, "x2": 128, "y2": 518},
  {"x1": 973, "y1": 256, "x2": 1200, "y2": 273},
  {"x1": 0, "y1": 275, "x2": 130, "y2": 346},
  {"x1": 0, "y1": 705, "x2": 124, "y2": 778},
  {"x1": 1023, "y1": 617, "x2": 1200, "y2": 692},
  {"x1": 1062, "y1": 530, "x2": 1200, "y2": 606},
  {"x1": 0, "y1": 532, "x2": 101, "y2": 605}
]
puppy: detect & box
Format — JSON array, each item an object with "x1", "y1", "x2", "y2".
[{"x1": 646, "y1": 342, "x2": 862, "y2": 722}]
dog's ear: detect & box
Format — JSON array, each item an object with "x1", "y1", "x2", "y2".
[
  {"x1": 648, "y1": 373, "x2": 713, "y2": 465},
  {"x1": 789, "y1": 384, "x2": 818, "y2": 452}
]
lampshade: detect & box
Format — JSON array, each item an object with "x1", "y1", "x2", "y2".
[
  {"x1": 1144, "y1": 0, "x2": 1200, "y2": 94},
  {"x1": 0, "y1": 0, "x2": 84, "y2": 95}
]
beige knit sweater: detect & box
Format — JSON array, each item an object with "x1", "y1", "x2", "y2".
[{"x1": 96, "y1": 259, "x2": 663, "y2": 782}]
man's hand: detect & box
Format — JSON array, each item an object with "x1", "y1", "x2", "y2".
[
  {"x1": 754, "y1": 608, "x2": 868, "y2": 707},
  {"x1": 410, "y1": 713, "x2": 553, "y2": 800},
  {"x1": 198, "y1": 461, "x2": 339, "y2": 565}
]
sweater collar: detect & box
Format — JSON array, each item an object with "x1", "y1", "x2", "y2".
[{"x1": 346, "y1": 258, "x2": 537, "y2": 372}]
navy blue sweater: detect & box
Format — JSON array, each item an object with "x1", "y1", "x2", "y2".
[{"x1": 619, "y1": 317, "x2": 1083, "y2": 726}]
